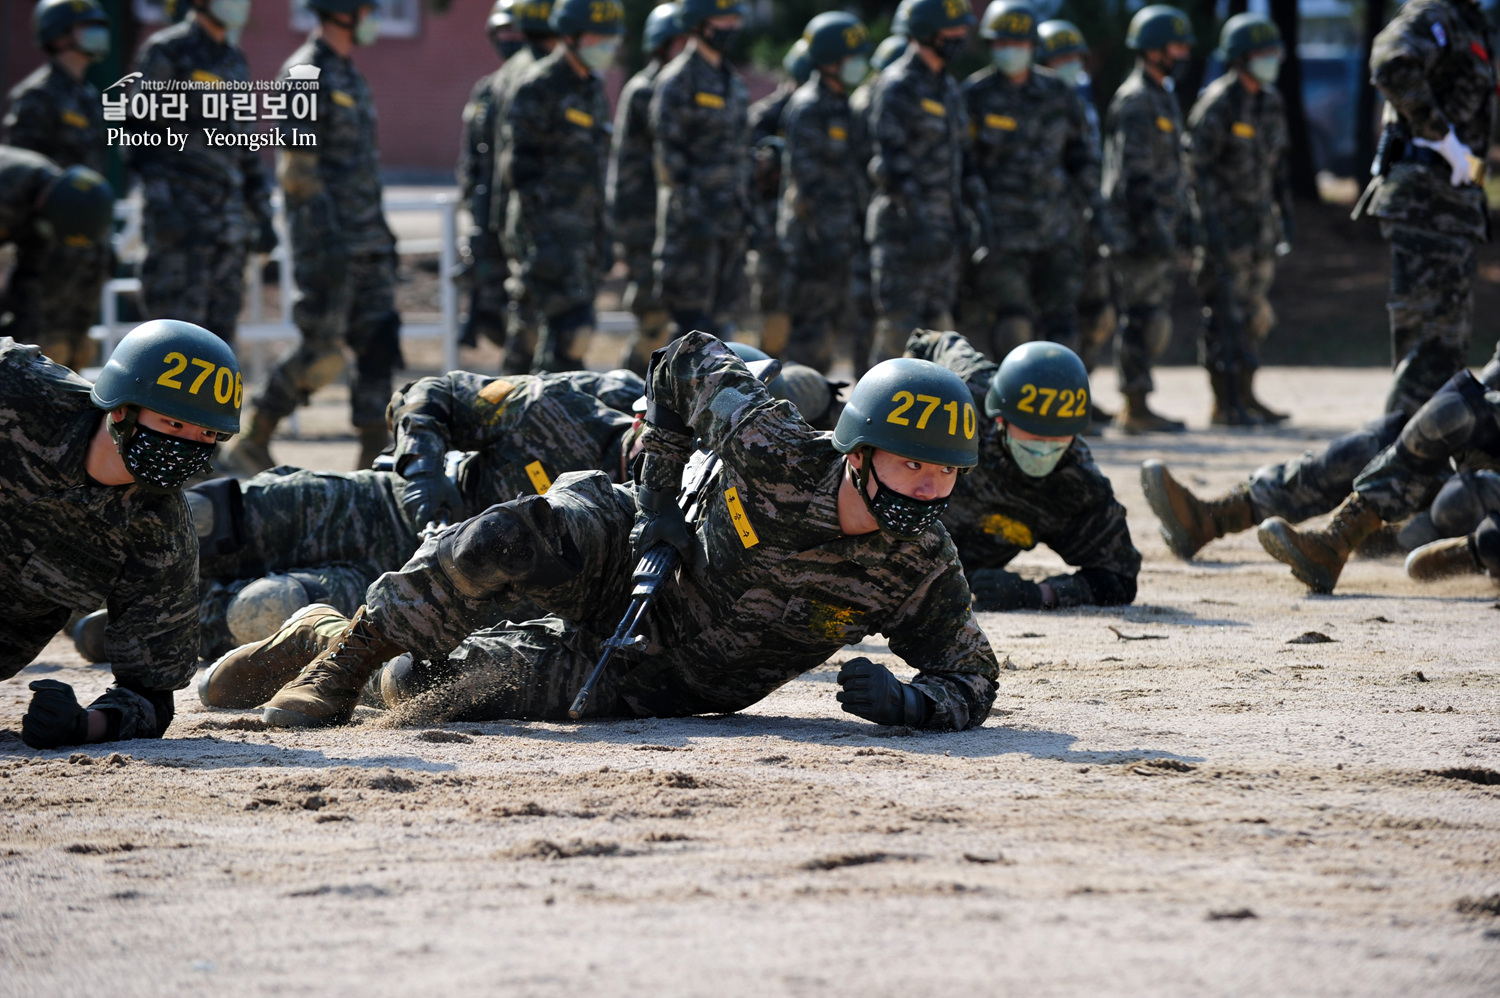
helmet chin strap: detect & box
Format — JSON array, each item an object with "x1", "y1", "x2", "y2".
[
  {"x1": 849, "y1": 446, "x2": 878, "y2": 519},
  {"x1": 106, "y1": 406, "x2": 140, "y2": 458}
]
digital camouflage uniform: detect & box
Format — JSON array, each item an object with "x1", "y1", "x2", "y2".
[
  {"x1": 609, "y1": 55, "x2": 671, "y2": 373},
  {"x1": 362, "y1": 333, "x2": 997, "y2": 727},
  {"x1": 748, "y1": 81, "x2": 795, "y2": 353},
  {"x1": 1187, "y1": 71, "x2": 1292, "y2": 377},
  {"x1": 457, "y1": 67, "x2": 509, "y2": 349},
  {"x1": 266, "y1": 36, "x2": 401, "y2": 434},
  {"x1": 197, "y1": 369, "x2": 640, "y2": 657},
  {"x1": 0, "y1": 146, "x2": 109, "y2": 371},
  {"x1": 1071, "y1": 74, "x2": 1115, "y2": 371},
  {"x1": 487, "y1": 42, "x2": 544, "y2": 373},
  {"x1": 960, "y1": 64, "x2": 1099, "y2": 360},
  {"x1": 649, "y1": 44, "x2": 751, "y2": 334},
  {"x1": 501, "y1": 46, "x2": 612, "y2": 372},
  {"x1": 130, "y1": 18, "x2": 272, "y2": 345},
  {"x1": 867, "y1": 45, "x2": 973, "y2": 363},
  {"x1": 778, "y1": 73, "x2": 860, "y2": 373},
  {"x1": 0, "y1": 339, "x2": 195, "y2": 739},
  {"x1": 1354, "y1": 0, "x2": 1495, "y2": 417},
  {"x1": 906, "y1": 330, "x2": 1139, "y2": 609},
  {"x1": 845, "y1": 74, "x2": 879, "y2": 376},
  {"x1": 1102, "y1": 64, "x2": 1190, "y2": 394}
]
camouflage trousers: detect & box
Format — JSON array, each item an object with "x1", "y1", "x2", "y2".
[
  {"x1": 1247, "y1": 412, "x2": 1406, "y2": 522},
  {"x1": 462, "y1": 227, "x2": 509, "y2": 350},
  {"x1": 31, "y1": 241, "x2": 109, "y2": 372},
  {"x1": 1113, "y1": 252, "x2": 1176, "y2": 394},
  {"x1": 1077, "y1": 233, "x2": 1116, "y2": 372},
  {"x1": 655, "y1": 233, "x2": 748, "y2": 333},
  {"x1": 198, "y1": 468, "x2": 418, "y2": 659},
  {"x1": 504, "y1": 213, "x2": 601, "y2": 374},
  {"x1": 959, "y1": 244, "x2": 1084, "y2": 362},
  {"x1": 619, "y1": 240, "x2": 671, "y2": 375},
  {"x1": 846, "y1": 242, "x2": 876, "y2": 378},
  {"x1": 871, "y1": 241, "x2": 957, "y2": 365},
  {"x1": 782, "y1": 246, "x2": 851, "y2": 374},
  {"x1": 1192, "y1": 245, "x2": 1276, "y2": 374},
  {"x1": 140, "y1": 234, "x2": 248, "y2": 346},
  {"x1": 1382, "y1": 222, "x2": 1476, "y2": 418},
  {"x1": 258, "y1": 247, "x2": 402, "y2": 430}
]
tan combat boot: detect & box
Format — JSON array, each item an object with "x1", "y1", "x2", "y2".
[
  {"x1": 198, "y1": 604, "x2": 351, "y2": 709},
  {"x1": 1405, "y1": 536, "x2": 1482, "y2": 581},
  {"x1": 1239, "y1": 369, "x2": 1289, "y2": 424},
  {"x1": 1140, "y1": 461, "x2": 1255, "y2": 560},
  {"x1": 1117, "y1": 391, "x2": 1186, "y2": 434},
  {"x1": 262, "y1": 606, "x2": 402, "y2": 728},
  {"x1": 220, "y1": 410, "x2": 279, "y2": 476},
  {"x1": 1257, "y1": 493, "x2": 1383, "y2": 593}
]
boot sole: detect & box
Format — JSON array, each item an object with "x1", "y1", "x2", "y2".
[
  {"x1": 1257, "y1": 519, "x2": 1337, "y2": 593},
  {"x1": 262, "y1": 705, "x2": 353, "y2": 729},
  {"x1": 1140, "y1": 461, "x2": 1201, "y2": 562}
]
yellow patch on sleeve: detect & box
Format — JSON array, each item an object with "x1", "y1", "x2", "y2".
[
  {"x1": 190, "y1": 70, "x2": 222, "y2": 83},
  {"x1": 524, "y1": 460, "x2": 552, "y2": 494},
  {"x1": 724, "y1": 487, "x2": 759, "y2": 548},
  {"x1": 979, "y1": 513, "x2": 1034, "y2": 548},
  {"x1": 61, "y1": 109, "x2": 90, "y2": 128},
  {"x1": 985, "y1": 113, "x2": 1017, "y2": 131},
  {"x1": 1155, "y1": 115, "x2": 1174, "y2": 133},
  {"x1": 808, "y1": 601, "x2": 865, "y2": 642},
  {"x1": 920, "y1": 98, "x2": 947, "y2": 117},
  {"x1": 827, "y1": 125, "x2": 848, "y2": 141},
  {"x1": 478, "y1": 378, "x2": 515, "y2": 404},
  {"x1": 332, "y1": 90, "x2": 356, "y2": 108},
  {"x1": 564, "y1": 107, "x2": 595, "y2": 128},
  {"x1": 1231, "y1": 121, "x2": 1255, "y2": 139},
  {"x1": 694, "y1": 91, "x2": 726, "y2": 109}
]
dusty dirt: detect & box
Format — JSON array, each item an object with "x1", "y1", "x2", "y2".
[{"x1": 3, "y1": 364, "x2": 1500, "y2": 996}]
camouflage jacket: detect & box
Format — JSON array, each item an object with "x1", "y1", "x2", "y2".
[
  {"x1": 1360, "y1": 0, "x2": 1496, "y2": 241},
  {"x1": 847, "y1": 74, "x2": 877, "y2": 211},
  {"x1": 3, "y1": 61, "x2": 105, "y2": 173},
  {"x1": 485, "y1": 42, "x2": 542, "y2": 233},
  {"x1": 1102, "y1": 64, "x2": 1189, "y2": 256},
  {"x1": 906, "y1": 330, "x2": 1140, "y2": 607},
  {"x1": 278, "y1": 37, "x2": 394, "y2": 256},
  {"x1": 1186, "y1": 72, "x2": 1292, "y2": 254},
  {"x1": 130, "y1": 19, "x2": 271, "y2": 243},
  {"x1": 778, "y1": 74, "x2": 862, "y2": 257},
  {"x1": 649, "y1": 44, "x2": 751, "y2": 240},
  {"x1": 635, "y1": 331, "x2": 999, "y2": 730},
  {"x1": 607, "y1": 58, "x2": 665, "y2": 255},
  {"x1": 457, "y1": 66, "x2": 504, "y2": 235},
  {"x1": 389, "y1": 371, "x2": 636, "y2": 515},
  {"x1": 748, "y1": 81, "x2": 795, "y2": 251},
  {"x1": 503, "y1": 46, "x2": 612, "y2": 249},
  {"x1": 0, "y1": 338, "x2": 198, "y2": 676},
  {"x1": 963, "y1": 65, "x2": 1100, "y2": 252},
  {"x1": 0, "y1": 146, "x2": 108, "y2": 347}
]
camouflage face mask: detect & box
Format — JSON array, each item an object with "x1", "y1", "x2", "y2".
[
  {"x1": 851, "y1": 454, "x2": 950, "y2": 541},
  {"x1": 120, "y1": 425, "x2": 216, "y2": 494}
]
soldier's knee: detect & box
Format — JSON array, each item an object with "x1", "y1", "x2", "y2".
[
  {"x1": 436, "y1": 496, "x2": 581, "y2": 600},
  {"x1": 1473, "y1": 512, "x2": 1500, "y2": 575},
  {"x1": 226, "y1": 574, "x2": 327, "y2": 645},
  {"x1": 1400, "y1": 387, "x2": 1479, "y2": 460},
  {"x1": 1430, "y1": 474, "x2": 1488, "y2": 537}
]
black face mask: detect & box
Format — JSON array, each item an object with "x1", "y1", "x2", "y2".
[
  {"x1": 702, "y1": 25, "x2": 740, "y2": 56},
  {"x1": 851, "y1": 455, "x2": 950, "y2": 541},
  {"x1": 112, "y1": 422, "x2": 215, "y2": 493},
  {"x1": 935, "y1": 35, "x2": 967, "y2": 68}
]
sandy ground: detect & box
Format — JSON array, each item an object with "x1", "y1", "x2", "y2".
[{"x1": 3, "y1": 362, "x2": 1499, "y2": 996}]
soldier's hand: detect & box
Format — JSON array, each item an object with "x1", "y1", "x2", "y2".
[
  {"x1": 967, "y1": 570, "x2": 1044, "y2": 611},
  {"x1": 1411, "y1": 125, "x2": 1476, "y2": 187},
  {"x1": 21, "y1": 680, "x2": 90, "y2": 749},
  {"x1": 630, "y1": 484, "x2": 695, "y2": 565},
  {"x1": 400, "y1": 472, "x2": 464, "y2": 533},
  {"x1": 836, "y1": 658, "x2": 932, "y2": 727},
  {"x1": 253, "y1": 216, "x2": 279, "y2": 255}
]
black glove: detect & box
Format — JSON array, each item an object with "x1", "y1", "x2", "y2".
[
  {"x1": 835, "y1": 658, "x2": 932, "y2": 727},
  {"x1": 629, "y1": 484, "x2": 694, "y2": 565},
  {"x1": 21, "y1": 679, "x2": 89, "y2": 749},
  {"x1": 253, "y1": 216, "x2": 279, "y2": 255},
  {"x1": 967, "y1": 569, "x2": 1044, "y2": 611},
  {"x1": 400, "y1": 472, "x2": 464, "y2": 532}
]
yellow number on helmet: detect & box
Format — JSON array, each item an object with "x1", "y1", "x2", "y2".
[
  {"x1": 157, "y1": 351, "x2": 188, "y2": 389},
  {"x1": 887, "y1": 390, "x2": 915, "y2": 425}
]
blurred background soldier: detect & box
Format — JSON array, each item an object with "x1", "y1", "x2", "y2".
[
  {"x1": 490, "y1": 0, "x2": 561, "y2": 374},
  {"x1": 1187, "y1": 13, "x2": 1293, "y2": 427},
  {"x1": 501, "y1": 0, "x2": 623, "y2": 372},
  {"x1": 1352, "y1": 0, "x2": 1495, "y2": 418},
  {"x1": 455, "y1": 0, "x2": 526, "y2": 352},
  {"x1": 959, "y1": 1, "x2": 1101, "y2": 363},
  {"x1": 867, "y1": 0, "x2": 977, "y2": 365},
  {"x1": 225, "y1": 0, "x2": 401, "y2": 474},
  {"x1": 777, "y1": 13, "x2": 871, "y2": 373},
  {"x1": 609, "y1": 3, "x2": 684, "y2": 374},
  {"x1": 129, "y1": 0, "x2": 276, "y2": 348},
  {"x1": 1102, "y1": 4, "x2": 1194, "y2": 434},
  {"x1": 747, "y1": 38, "x2": 809, "y2": 357},
  {"x1": 650, "y1": 0, "x2": 750, "y2": 340}
]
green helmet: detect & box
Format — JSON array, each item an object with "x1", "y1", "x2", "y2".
[
  {"x1": 643, "y1": 2, "x2": 683, "y2": 53},
  {"x1": 1126, "y1": 5, "x2": 1194, "y2": 52},
  {"x1": 306, "y1": 0, "x2": 370, "y2": 13},
  {"x1": 90, "y1": 320, "x2": 243, "y2": 435},
  {"x1": 834, "y1": 358, "x2": 979, "y2": 469},
  {"x1": 1037, "y1": 19, "x2": 1086, "y2": 62},
  {"x1": 33, "y1": 0, "x2": 108, "y2": 49},
  {"x1": 871, "y1": 34, "x2": 908, "y2": 71},
  {"x1": 782, "y1": 37, "x2": 812, "y2": 83},
  {"x1": 979, "y1": 1, "x2": 1037, "y2": 43},
  {"x1": 1218, "y1": 12, "x2": 1281, "y2": 63},
  {"x1": 511, "y1": 0, "x2": 555, "y2": 34},
  {"x1": 803, "y1": 11, "x2": 871, "y2": 67},
  {"x1": 40, "y1": 165, "x2": 114, "y2": 248},
  {"x1": 725, "y1": 341, "x2": 770, "y2": 363},
  {"x1": 768, "y1": 362, "x2": 836, "y2": 426},
  {"x1": 488, "y1": 0, "x2": 516, "y2": 33},
  {"x1": 551, "y1": 0, "x2": 622, "y2": 35},
  {"x1": 985, "y1": 340, "x2": 1090, "y2": 436},
  {"x1": 891, "y1": 0, "x2": 911, "y2": 37},
  {"x1": 677, "y1": 0, "x2": 746, "y2": 32},
  {"x1": 903, "y1": 0, "x2": 975, "y2": 43}
]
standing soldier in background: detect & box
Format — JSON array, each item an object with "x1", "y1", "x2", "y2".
[
  {"x1": 746, "y1": 38, "x2": 810, "y2": 358},
  {"x1": 501, "y1": 0, "x2": 622, "y2": 372},
  {"x1": 455, "y1": 0, "x2": 526, "y2": 352},
  {"x1": 1352, "y1": 0, "x2": 1495, "y2": 418},
  {"x1": 778, "y1": 13, "x2": 872, "y2": 372},
  {"x1": 1102, "y1": 5, "x2": 1194, "y2": 435},
  {"x1": 867, "y1": 0, "x2": 979, "y2": 366},
  {"x1": 129, "y1": 0, "x2": 276, "y2": 351},
  {"x1": 1187, "y1": 13, "x2": 1293, "y2": 427},
  {"x1": 225, "y1": 0, "x2": 402, "y2": 474},
  {"x1": 649, "y1": 0, "x2": 751, "y2": 340},
  {"x1": 960, "y1": 1, "x2": 1101, "y2": 362},
  {"x1": 610, "y1": 3, "x2": 685, "y2": 375}
]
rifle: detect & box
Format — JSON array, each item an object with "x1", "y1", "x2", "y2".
[{"x1": 568, "y1": 358, "x2": 781, "y2": 719}]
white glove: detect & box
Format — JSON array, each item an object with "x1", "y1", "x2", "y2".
[{"x1": 1411, "y1": 125, "x2": 1475, "y2": 187}]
